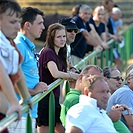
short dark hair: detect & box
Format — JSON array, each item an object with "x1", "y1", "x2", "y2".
[
  {"x1": 103, "y1": 66, "x2": 117, "y2": 78},
  {"x1": 0, "y1": 0, "x2": 21, "y2": 18},
  {"x1": 21, "y1": 7, "x2": 44, "y2": 28}
]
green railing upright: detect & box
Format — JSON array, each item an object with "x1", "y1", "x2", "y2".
[{"x1": 0, "y1": 23, "x2": 133, "y2": 133}]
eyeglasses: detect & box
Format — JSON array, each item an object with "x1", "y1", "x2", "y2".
[
  {"x1": 66, "y1": 29, "x2": 79, "y2": 34},
  {"x1": 110, "y1": 76, "x2": 124, "y2": 81}
]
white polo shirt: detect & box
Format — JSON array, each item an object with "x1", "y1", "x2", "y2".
[
  {"x1": 0, "y1": 30, "x2": 19, "y2": 75},
  {"x1": 66, "y1": 95, "x2": 118, "y2": 133}
]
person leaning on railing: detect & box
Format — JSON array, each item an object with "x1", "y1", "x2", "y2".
[
  {"x1": 36, "y1": 23, "x2": 79, "y2": 133},
  {"x1": 14, "y1": 7, "x2": 48, "y2": 133},
  {"x1": 0, "y1": 1, "x2": 32, "y2": 133}
]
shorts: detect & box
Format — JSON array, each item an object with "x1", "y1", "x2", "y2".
[
  {"x1": 36, "y1": 94, "x2": 62, "y2": 127},
  {"x1": 0, "y1": 112, "x2": 9, "y2": 133}
]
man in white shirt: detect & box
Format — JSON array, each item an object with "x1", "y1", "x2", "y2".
[{"x1": 66, "y1": 75, "x2": 119, "y2": 133}]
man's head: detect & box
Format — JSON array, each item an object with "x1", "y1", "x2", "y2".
[
  {"x1": 0, "y1": 0, "x2": 21, "y2": 39},
  {"x1": 75, "y1": 65, "x2": 103, "y2": 92},
  {"x1": 111, "y1": 7, "x2": 122, "y2": 21},
  {"x1": 59, "y1": 18, "x2": 79, "y2": 45},
  {"x1": 83, "y1": 75, "x2": 110, "y2": 110},
  {"x1": 79, "y1": 4, "x2": 92, "y2": 23},
  {"x1": 21, "y1": 7, "x2": 45, "y2": 41},
  {"x1": 125, "y1": 64, "x2": 133, "y2": 90},
  {"x1": 102, "y1": 0, "x2": 114, "y2": 12},
  {"x1": 103, "y1": 67, "x2": 123, "y2": 94}
]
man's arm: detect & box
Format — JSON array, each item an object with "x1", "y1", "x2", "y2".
[
  {"x1": 0, "y1": 61, "x2": 22, "y2": 118},
  {"x1": 124, "y1": 115, "x2": 133, "y2": 132},
  {"x1": 82, "y1": 30, "x2": 98, "y2": 47},
  {"x1": 65, "y1": 126, "x2": 83, "y2": 133},
  {"x1": 89, "y1": 24, "x2": 109, "y2": 49}
]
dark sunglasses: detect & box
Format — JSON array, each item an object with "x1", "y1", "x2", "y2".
[
  {"x1": 110, "y1": 76, "x2": 124, "y2": 81},
  {"x1": 66, "y1": 29, "x2": 79, "y2": 34}
]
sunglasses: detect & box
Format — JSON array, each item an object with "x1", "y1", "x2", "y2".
[
  {"x1": 110, "y1": 76, "x2": 124, "y2": 81},
  {"x1": 66, "y1": 29, "x2": 79, "y2": 34}
]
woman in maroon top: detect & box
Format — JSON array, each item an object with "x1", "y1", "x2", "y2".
[{"x1": 36, "y1": 23, "x2": 79, "y2": 133}]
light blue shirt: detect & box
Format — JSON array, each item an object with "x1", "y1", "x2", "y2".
[
  {"x1": 106, "y1": 85, "x2": 133, "y2": 131},
  {"x1": 14, "y1": 32, "x2": 39, "y2": 118},
  {"x1": 110, "y1": 17, "x2": 117, "y2": 34}
]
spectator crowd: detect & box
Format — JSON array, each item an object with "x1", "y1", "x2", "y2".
[{"x1": 0, "y1": 0, "x2": 133, "y2": 133}]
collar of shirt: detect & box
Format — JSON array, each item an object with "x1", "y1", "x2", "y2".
[
  {"x1": 17, "y1": 32, "x2": 36, "y2": 52},
  {"x1": 0, "y1": 30, "x2": 11, "y2": 48},
  {"x1": 79, "y1": 95, "x2": 106, "y2": 114}
]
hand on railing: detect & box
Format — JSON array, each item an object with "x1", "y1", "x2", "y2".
[
  {"x1": 31, "y1": 82, "x2": 48, "y2": 95},
  {"x1": 68, "y1": 71, "x2": 79, "y2": 81},
  {"x1": 117, "y1": 35, "x2": 124, "y2": 43},
  {"x1": 101, "y1": 42, "x2": 110, "y2": 50},
  {"x1": 6, "y1": 103, "x2": 22, "y2": 120},
  {"x1": 95, "y1": 45, "x2": 103, "y2": 51},
  {"x1": 19, "y1": 96, "x2": 33, "y2": 110},
  {"x1": 69, "y1": 67, "x2": 80, "y2": 74}
]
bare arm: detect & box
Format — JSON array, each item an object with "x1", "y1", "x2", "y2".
[
  {"x1": 47, "y1": 61, "x2": 79, "y2": 80},
  {"x1": 100, "y1": 32, "x2": 107, "y2": 42},
  {"x1": 124, "y1": 115, "x2": 133, "y2": 132},
  {"x1": 0, "y1": 61, "x2": 21, "y2": 118},
  {"x1": 65, "y1": 126, "x2": 83, "y2": 133},
  {"x1": 82, "y1": 30, "x2": 98, "y2": 47},
  {"x1": 89, "y1": 24, "x2": 109, "y2": 49}
]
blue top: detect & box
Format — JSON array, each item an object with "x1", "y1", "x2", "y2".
[
  {"x1": 14, "y1": 32, "x2": 39, "y2": 118},
  {"x1": 106, "y1": 85, "x2": 133, "y2": 131},
  {"x1": 107, "y1": 17, "x2": 117, "y2": 35},
  {"x1": 71, "y1": 15, "x2": 92, "y2": 58}
]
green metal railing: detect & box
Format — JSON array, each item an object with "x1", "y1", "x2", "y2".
[{"x1": 0, "y1": 23, "x2": 133, "y2": 133}]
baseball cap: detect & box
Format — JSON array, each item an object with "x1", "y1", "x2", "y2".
[{"x1": 59, "y1": 18, "x2": 79, "y2": 30}]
